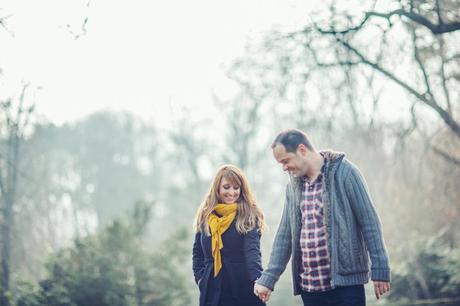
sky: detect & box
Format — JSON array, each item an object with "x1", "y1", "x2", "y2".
[{"x1": 0, "y1": 0, "x2": 315, "y2": 127}]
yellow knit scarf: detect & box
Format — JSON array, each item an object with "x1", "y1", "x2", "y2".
[{"x1": 208, "y1": 203, "x2": 238, "y2": 277}]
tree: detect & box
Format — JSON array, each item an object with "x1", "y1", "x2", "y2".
[
  {"x1": 0, "y1": 84, "x2": 35, "y2": 306},
  {"x1": 49, "y1": 111, "x2": 161, "y2": 225},
  {"x1": 0, "y1": 10, "x2": 14, "y2": 37},
  {"x1": 213, "y1": 54, "x2": 274, "y2": 172},
  {"x1": 289, "y1": 0, "x2": 460, "y2": 163},
  {"x1": 14, "y1": 202, "x2": 191, "y2": 306},
  {"x1": 388, "y1": 235, "x2": 460, "y2": 302}
]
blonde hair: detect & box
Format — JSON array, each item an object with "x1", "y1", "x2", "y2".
[{"x1": 194, "y1": 164, "x2": 266, "y2": 235}]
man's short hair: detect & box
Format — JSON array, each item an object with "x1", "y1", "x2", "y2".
[{"x1": 271, "y1": 129, "x2": 314, "y2": 153}]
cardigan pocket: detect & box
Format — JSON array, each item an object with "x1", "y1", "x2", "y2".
[
  {"x1": 337, "y1": 234, "x2": 369, "y2": 275},
  {"x1": 334, "y1": 201, "x2": 369, "y2": 275}
]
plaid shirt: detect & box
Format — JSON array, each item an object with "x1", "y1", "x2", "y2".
[{"x1": 299, "y1": 158, "x2": 334, "y2": 292}]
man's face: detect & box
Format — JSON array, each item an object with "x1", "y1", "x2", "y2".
[{"x1": 272, "y1": 144, "x2": 308, "y2": 177}]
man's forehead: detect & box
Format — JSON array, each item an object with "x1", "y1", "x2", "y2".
[
  {"x1": 273, "y1": 145, "x2": 293, "y2": 160},
  {"x1": 273, "y1": 144, "x2": 287, "y2": 153}
]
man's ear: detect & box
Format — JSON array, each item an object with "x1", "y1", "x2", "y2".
[{"x1": 297, "y1": 144, "x2": 308, "y2": 155}]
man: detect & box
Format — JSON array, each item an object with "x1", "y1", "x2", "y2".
[{"x1": 254, "y1": 129, "x2": 390, "y2": 306}]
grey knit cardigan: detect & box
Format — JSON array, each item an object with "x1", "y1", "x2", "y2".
[{"x1": 256, "y1": 150, "x2": 390, "y2": 295}]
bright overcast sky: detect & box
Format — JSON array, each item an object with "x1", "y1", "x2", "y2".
[{"x1": 0, "y1": 0, "x2": 315, "y2": 127}]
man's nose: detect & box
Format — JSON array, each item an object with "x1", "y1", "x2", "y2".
[{"x1": 283, "y1": 165, "x2": 288, "y2": 171}]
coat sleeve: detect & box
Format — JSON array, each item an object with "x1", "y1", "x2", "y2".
[
  {"x1": 255, "y1": 184, "x2": 293, "y2": 291},
  {"x1": 345, "y1": 164, "x2": 391, "y2": 282},
  {"x1": 243, "y1": 228, "x2": 263, "y2": 282},
  {"x1": 192, "y1": 231, "x2": 205, "y2": 284}
]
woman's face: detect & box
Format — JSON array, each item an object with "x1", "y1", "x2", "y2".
[{"x1": 218, "y1": 176, "x2": 241, "y2": 204}]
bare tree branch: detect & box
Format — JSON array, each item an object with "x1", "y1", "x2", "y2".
[
  {"x1": 438, "y1": 36, "x2": 453, "y2": 114},
  {"x1": 411, "y1": 26, "x2": 434, "y2": 100},
  {"x1": 365, "y1": 9, "x2": 460, "y2": 34},
  {"x1": 432, "y1": 146, "x2": 460, "y2": 166},
  {"x1": 66, "y1": 0, "x2": 91, "y2": 39},
  {"x1": 315, "y1": 9, "x2": 460, "y2": 35},
  {"x1": 328, "y1": 36, "x2": 460, "y2": 138},
  {"x1": 0, "y1": 13, "x2": 15, "y2": 37},
  {"x1": 435, "y1": 0, "x2": 444, "y2": 25}
]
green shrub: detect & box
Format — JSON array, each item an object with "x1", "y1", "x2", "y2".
[
  {"x1": 14, "y1": 202, "x2": 190, "y2": 306},
  {"x1": 388, "y1": 237, "x2": 460, "y2": 302}
]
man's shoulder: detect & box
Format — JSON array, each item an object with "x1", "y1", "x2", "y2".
[
  {"x1": 334, "y1": 158, "x2": 370, "y2": 189},
  {"x1": 330, "y1": 159, "x2": 365, "y2": 188},
  {"x1": 335, "y1": 158, "x2": 360, "y2": 174}
]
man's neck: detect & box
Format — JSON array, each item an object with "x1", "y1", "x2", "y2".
[{"x1": 305, "y1": 151, "x2": 324, "y2": 182}]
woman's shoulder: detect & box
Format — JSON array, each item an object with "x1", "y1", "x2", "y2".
[{"x1": 240, "y1": 226, "x2": 262, "y2": 238}]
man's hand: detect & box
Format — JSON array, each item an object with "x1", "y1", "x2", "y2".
[
  {"x1": 374, "y1": 281, "x2": 390, "y2": 299},
  {"x1": 254, "y1": 283, "x2": 272, "y2": 302}
]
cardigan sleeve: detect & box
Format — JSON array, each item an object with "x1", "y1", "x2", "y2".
[
  {"x1": 255, "y1": 184, "x2": 293, "y2": 290},
  {"x1": 345, "y1": 164, "x2": 391, "y2": 282}
]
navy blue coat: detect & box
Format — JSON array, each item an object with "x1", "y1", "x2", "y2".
[{"x1": 192, "y1": 221, "x2": 266, "y2": 306}]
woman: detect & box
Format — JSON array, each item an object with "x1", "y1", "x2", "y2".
[{"x1": 192, "y1": 164, "x2": 266, "y2": 306}]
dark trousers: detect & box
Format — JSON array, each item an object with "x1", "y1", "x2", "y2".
[{"x1": 300, "y1": 285, "x2": 365, "y2": 306}]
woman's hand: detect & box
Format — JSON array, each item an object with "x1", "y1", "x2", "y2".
[{"x1": 254, "y1": 283, "x2": 272, "y2": 302}]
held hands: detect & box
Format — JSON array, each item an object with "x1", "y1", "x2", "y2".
[
  {"x1": 254, "y1": 283, "x2": 272, "y2": 302},
  {"x1": 374, "y1": 281, "x2": 390, "y2": 300},
  {"x1": 254, "y1": 280, "x2": 388, "y2": 301}
]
